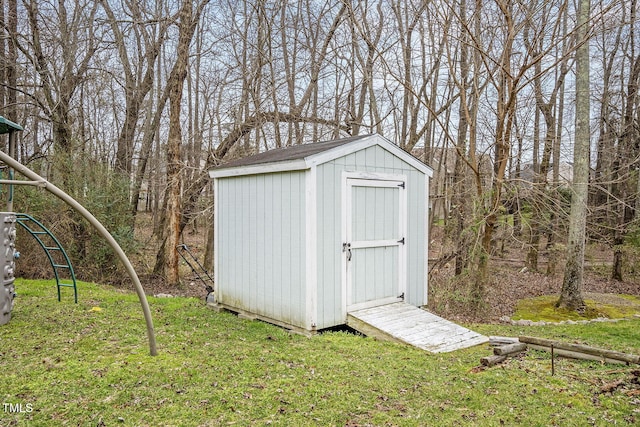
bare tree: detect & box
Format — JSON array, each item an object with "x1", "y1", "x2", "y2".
[
  {"x1": 557, "y1": 0, "x2": 591, "y2": 310},
  {"x1": 450, "y1": 0, "x2": 474, "y2": 276},
  {"x1": 153, "y1": 0, "x2": 210, "y2": 285},
  {"x1": 476, "y1": 0, "x2": 531, "y2": 293},
  {"x1": 2, "y1": 0, "x2": 635, "y2": 297},
  {"x1": 100, "y1": 0, "x2": 170, "y2": 178},
  {"x1": 524, "y1": 0, "x2": 571, "y2": 271},
  {"x1": 344, "y1": 0, "x2": 384, "y2": 136},
  {"x1": 16, "y1": 0, "x2": 101, "y2": 185},
  {"x1": 611, "y1": 55, "x2": 640, "y2": 280},
  {"x1": 3, "y1": 0, "x2": 17, "y2": 124}
]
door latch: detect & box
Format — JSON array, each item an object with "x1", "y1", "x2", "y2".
[{"x1": 342, "y1": 242, "x2": 352, "y2": 261}]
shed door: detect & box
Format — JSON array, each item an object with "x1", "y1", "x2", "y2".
[{"x1": 345, "y1": 178, "x2": 406, "y2": 312}]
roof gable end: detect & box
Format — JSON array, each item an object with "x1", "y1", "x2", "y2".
[
  {"x1": 306, "y1": 134, "x2": 432, "y2": 176},
  {"x1": 209, "y1": 133, "x2": 432, "y2": 178}
]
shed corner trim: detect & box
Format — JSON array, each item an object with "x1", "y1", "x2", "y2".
[{"x1": 304, "y1": 165, "x2": 318, "y2": 330}]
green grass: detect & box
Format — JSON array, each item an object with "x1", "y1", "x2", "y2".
[{"x1": 1, "y1": 279, "x2": 639, "y2": 426}]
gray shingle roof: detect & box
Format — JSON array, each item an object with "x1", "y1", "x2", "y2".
[{"x1": 212, "y1": 134, "x2": 372, "y2": 170}]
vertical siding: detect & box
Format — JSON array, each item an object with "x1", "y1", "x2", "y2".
[
  {"x1": 216, "y1": 171, "x2": 307, "y2": 328},
  {"x1": 317, "y1": 161, "x2": 340, "y2": 329},
  {"x1": 315, "y1": 144, "x2": 426, "y2": 328}
]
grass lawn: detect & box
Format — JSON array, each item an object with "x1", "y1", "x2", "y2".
[{"x1": 1, "y1": 279, "x2": 639, "y2": 426}]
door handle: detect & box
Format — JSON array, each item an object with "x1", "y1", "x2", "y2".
[{"x1": 342, "y1": 242, "x2": 352, "y2": 261}]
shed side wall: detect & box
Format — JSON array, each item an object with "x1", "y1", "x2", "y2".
[
  {"x1": 316, "y1": 144, "x2": 426, "y2": 329},
  {"x1": 216, "y1": 171, "x2": 307, "y2": 328}
]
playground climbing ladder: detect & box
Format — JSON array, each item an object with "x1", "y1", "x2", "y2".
[{"x1": 15, "y1": 213, "x2": 78, "y2": 303}]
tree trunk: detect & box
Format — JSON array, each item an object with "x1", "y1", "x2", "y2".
[
  {"x1": 547, "y1": 7, "x2": 569, "y2": 252},
  {"x1": 153, "y1": 0, "x2": 210, "y2": 285},
  {"x1": 204, "y1": 203, "x2": 214, "y2": 274},
  {"x1": 526, "y1": 105, "x2": 542, "y2": 271},
  {"x1": 558, "y1": 0, "x2": 590, "y2": 310},
  {"x1": 0, "y1": 0, "x2": 4, "y2": 114},
  {"x1": 453, "y1": 0, "x2": 470, "y2": 276},
  {"x1": 130, "y1": 83, "x2": 171, "y2": 218},
  {"x1": 477, "y1": 0, "x2": 516, "y2": 299},
  {"x1": 6, "y1": 0, "x2": 17, "y2": 123},
  {"x1": 611, "y1": 53, "x2": 640, "y2": 280},
  {"x1": 513, "y1": 120, "x2": 523, "y2": 237}
]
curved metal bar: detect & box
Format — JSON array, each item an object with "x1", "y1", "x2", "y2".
[{"x1": 0, "y1": 150, "x2": 158, "y2": 356}]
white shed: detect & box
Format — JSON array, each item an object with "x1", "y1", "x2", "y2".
[{"x1": 209, "y1": 134, "x2": 433, "y2": 333}]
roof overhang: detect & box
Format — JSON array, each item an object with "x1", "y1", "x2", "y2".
[
  {"x1": 209, "y1": 159, "x2": 308, "y2": 178},
  {"x1": 0, "y1": 116, "x2": 23, "y2": 134}
]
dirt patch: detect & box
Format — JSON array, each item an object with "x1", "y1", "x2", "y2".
[
  {"x1": 584, "y1": 292, "x2": 640, "y2": 307},
  {"x1": 427, "y1": 253, "x2": 640, "y2": 324},
  {"x1": 486, "y1": 269, "x2": 640, "y2": 320},
  {"x1": 136, "y1": 273, "x2": 210, "y2": 299},
  {"x1": 121, "y1": 213, "x2": 213, "y2": 300},
  {"x1": 424, "y1": 225, "x2": 640, "y2": 323}
]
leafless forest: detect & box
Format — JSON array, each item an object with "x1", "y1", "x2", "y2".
[{"x1": 1, "y1": 0, "x2": 639, "y2": 315}]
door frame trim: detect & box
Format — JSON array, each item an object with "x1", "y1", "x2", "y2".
[{"x1": 341, "y1": 171, "x2": 407, "y2": 316}]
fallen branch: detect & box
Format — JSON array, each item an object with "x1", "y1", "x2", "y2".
[
  {"x1": 526, "y1": 344, "x2": 628, "y2": 365},
  {"x1": 494, "y1": 343, "x2": 527, "y2": 356},
  {"x1": 481, "y1": 355, "x2": 507, "y2": 367},
  {"x1": 520, "y1": 336, "x2": 640, "y2": 365},
  {"x1": 489, "y1": 336, "x2": 520, "y2": 346},
  {"x1": 480, "y1": 342, "x2": 527, "y2": 367}
]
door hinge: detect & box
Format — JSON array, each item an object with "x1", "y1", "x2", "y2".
[
  {"x1": 398, "y1": 182, "x2": 405, "y2": 189},
  {"x1": 397, "y1": 237, "x2": 405, "y2": 245}
]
